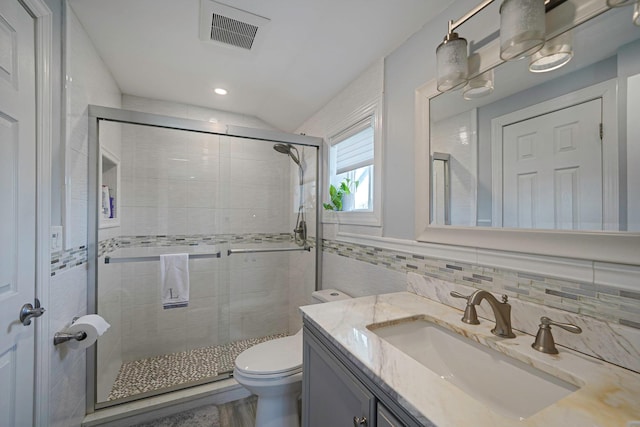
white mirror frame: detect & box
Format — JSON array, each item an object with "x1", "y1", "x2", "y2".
[{"x1": 415, "y1": 0, "x2": 640, "y2": 265}]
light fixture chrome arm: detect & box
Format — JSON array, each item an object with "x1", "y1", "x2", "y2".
[
  {"x1": 448, "y1": 0, "x2": 496, "y2": 33},
  {"x1": 448, "y1": 0, "x2": 556, "y2": 33}
]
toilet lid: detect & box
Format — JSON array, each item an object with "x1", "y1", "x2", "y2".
[{"x1": 234, "y1": 334, "x2": 302, "y2": 376}]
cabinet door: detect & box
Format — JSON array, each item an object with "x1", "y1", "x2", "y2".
[
  {"x1": 304, "y1": 333, "x2": 375, "y2": 427},
  {"x1": 378, "y1": 404, "x2": 405, "y2": 427}
]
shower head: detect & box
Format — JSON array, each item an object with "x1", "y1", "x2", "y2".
[
  {"x1": 273, "y1": 142, "x2": 306, "y2": 246},
  {"x1": 273, "y1": 143, "x2": 301, "y2": 166},
  {"x1": 273, "y1": 143, "x2": 291, "y2": 154}
]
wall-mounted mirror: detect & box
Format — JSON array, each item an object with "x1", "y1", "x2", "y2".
[{"x1": 429, "y1": 5, "x2": 640, "y2": 232}]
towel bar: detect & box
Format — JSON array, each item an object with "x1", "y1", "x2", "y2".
[
  {"x1": 228, "y1": 246, "x2": 311, "y2": 255},
  {"x1": 104, "y1": 251, "x2": 222, "y2": 264}
]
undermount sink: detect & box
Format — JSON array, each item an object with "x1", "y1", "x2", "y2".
[{"x1": 367, "y1": 316, "x2": 580, "y2": 420}]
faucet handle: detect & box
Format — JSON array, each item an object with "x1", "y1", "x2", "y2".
[
  {"x1": 539, "y1": 316, "x2": 582, "y2": 334},
  {"x1": 532, "y1": 316, "x2": 582, "y2": 354},
  {"x1": 449, "y1": 291, "x2": 480, "y2": 325},
  {"x1": 450, "y1": 291, "x2": 472, "y2": 300}
]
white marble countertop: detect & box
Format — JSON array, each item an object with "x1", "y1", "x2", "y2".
[{"x1": 300, "y1": 292, "x2": 640, "y2": 427}]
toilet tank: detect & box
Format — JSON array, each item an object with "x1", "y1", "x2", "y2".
[{"x1": 311, "y1": 289, "x2": 351, "y2": 304}]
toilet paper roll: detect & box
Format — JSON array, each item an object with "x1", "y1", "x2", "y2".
[{"x1": 65, "y1": 314, "x2": 111, "y2": 350}]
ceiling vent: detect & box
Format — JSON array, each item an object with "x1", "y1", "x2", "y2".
[{"x1": 199, "y1": 1, "x2": 270, "y2": 51}]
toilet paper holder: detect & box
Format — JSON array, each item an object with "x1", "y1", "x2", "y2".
[
  {"x1": 53, "y1": 331, "x2": 87, "y2": 346},
  {"x1": 53, "y1": 317, "x2": 86, "y2": 346}
]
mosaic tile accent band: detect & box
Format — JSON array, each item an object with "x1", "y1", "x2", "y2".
[
  {"x1": 98, "y1": 233, "x2": 314, "y2": 257},
  {"x1": 54, "y1": 232, "x2": 312, "y2": 273},
  {"x1": 51, "y1": 246, "x2": 88, "y2": 276},
  {"x1": 322, "y1": 239, "x2": 640, "y2": 330}
]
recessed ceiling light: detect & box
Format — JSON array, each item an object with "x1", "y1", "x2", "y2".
[{"x1": 214, "y1": 88, "x2": 228, "y2": 95}]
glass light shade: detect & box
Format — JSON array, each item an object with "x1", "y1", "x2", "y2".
[
  {"x1": 463, "y1": 69, "x2": 494, "y2": 100},
  {"x1": 634, "y1": 1, "x2": 640, "y2": 26},
  {"x1": 529, "y1": 34, "x2": 573, "y2": 73},
  {"x1": 606, "y1": 0, "x2": 634, "y2": 6},
  {"x1": 500, "y1": 0, "x2": 546, "y2": 61},
  {"x1": 436, "y1": 33, "x2": 469, "y2": 92}
]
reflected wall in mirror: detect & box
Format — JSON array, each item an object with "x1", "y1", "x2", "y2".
[{"x1": 430, "y1": 5, "x2": 640, "y2": 232}]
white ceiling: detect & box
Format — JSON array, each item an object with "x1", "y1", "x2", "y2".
[{"x1": 68, "y1": 0, "x2": 453, "y2": 132}]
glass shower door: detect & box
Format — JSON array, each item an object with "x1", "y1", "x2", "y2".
[{"x1": 92, "y1": 116, "x2": 319, "y2": 408}]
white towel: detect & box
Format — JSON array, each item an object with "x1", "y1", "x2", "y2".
[{"x1": 161, "y1": 253, "x2": 190, "y2": 309}]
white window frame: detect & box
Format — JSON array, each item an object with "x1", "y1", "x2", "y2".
[
  {"x1": 323, "y1": 98, "x2": 383, "y2": 227},
  {"x1": 330, "y1": 119, "x2": 374, "y2": 211}
]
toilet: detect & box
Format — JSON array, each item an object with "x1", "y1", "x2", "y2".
[{"x1": 233, "y1": 289, "x2": 351, "y2": 427}]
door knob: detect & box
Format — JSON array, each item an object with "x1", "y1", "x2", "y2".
[{"x1": 20, "y1": 298, "x2": 46, "y2": 326}]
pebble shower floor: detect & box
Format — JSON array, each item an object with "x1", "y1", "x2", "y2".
[{"x1": 109, "y1": 334, "x2": 286, "y2": 400}]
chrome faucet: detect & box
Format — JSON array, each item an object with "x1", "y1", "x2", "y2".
[{"x1": 451, "y1": 290, "x2": 516, "y2": 338}]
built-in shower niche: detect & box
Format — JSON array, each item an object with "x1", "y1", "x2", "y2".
[
  {"x1": 90, "y1": 108, "x2": 320, "y2": 409},
  {"x1": 99, "y1": 148, "x2": 120, "y2": 228}
]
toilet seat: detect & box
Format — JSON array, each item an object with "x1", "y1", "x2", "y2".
[{"x1": 234, "y1": 334, "x2": 302, "y2": 379}]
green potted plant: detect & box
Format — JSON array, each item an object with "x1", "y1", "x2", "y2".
[{"x1": 323, "y1": 178, "x2": 359, "y2": 211}]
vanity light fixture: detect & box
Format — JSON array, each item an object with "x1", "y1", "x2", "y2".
[
  {"x1": 463, "y1": 69, "x2": 495, "y2": 99},
  {"x1": 437, "y1": 0, "x2": 560, "y2": 94},
  {"x1": 500, "y1": 0, "x2": 546, "y2": 60},
  {"x1": 463, "y1": 54, "x2": 494, "y2": 99},
  {"x1": 607, "y1": 0, "x2": 640, "y2": 25},
  {"x1": 436, "y1": 32, "x2": 469, "y2": 92},
  {"x1": 529, "y1": 32, "x2": 573, "y2": 72}
]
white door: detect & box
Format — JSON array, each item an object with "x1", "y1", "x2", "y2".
[
  {"x1": 0, "y1": 0, "x2": 38, "y2": 426},
  {"x1": 502, "y1": 99, "x2": 602, "y2": 230}
]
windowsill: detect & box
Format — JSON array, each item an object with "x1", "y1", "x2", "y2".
[{"x1": 322, "y1": 209, "x2": 381, "y2": 227}]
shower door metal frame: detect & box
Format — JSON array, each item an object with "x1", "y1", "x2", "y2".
[{"x1": 87, "y1": 105, "x2": 323, "y2": 413}]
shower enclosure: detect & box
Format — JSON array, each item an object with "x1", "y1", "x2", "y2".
[{"x1": 87, "y1": 106, "x2": 321, "y2": 411}]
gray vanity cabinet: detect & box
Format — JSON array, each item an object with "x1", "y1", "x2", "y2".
[
  {"x1": 303, "y1": 323, "x2": 424, "y2": 427},
  {"x1": 377, "y1": 405, "x2": 403, "y2": 427},
  {"x1": 303, "y1": 328, "x2": 375, "y2": 426}
]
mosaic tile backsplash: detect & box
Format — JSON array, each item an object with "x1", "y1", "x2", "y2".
[
  {"x1": 322, "y1": 239, "x2": 640, "y2": 330},
  {"x1": 55, "y1": 235, "x2": 638, "y2": 332},
  {"x1": 51, "y1": 245, "x2": 88, "y2": 276}
]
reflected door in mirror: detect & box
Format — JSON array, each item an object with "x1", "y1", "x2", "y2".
[{"x1": 501, "y1": 99, "x2": 602, "y2": 229}]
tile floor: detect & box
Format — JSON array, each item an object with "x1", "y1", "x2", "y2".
[
  {"x1": 130, "y1": 396, "x2": 258, "y2": 427},
  {"x1": 109, "y1": 335, "x2": 285, "y2": 400}
]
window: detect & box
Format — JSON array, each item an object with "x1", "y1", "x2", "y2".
[
  {"x1": 324, "y1": 98, "x2": 382, "y2": 227},
  {"x1": 330, "y1": 119, "x2": 374, "y2": 211}
]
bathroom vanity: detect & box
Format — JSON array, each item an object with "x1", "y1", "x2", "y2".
[
  {"x1": 301, "y1": 292, "x2": 640, "y2": 426},
  {"x1": 303, "y1": 323, "x2": 419, "y2": 426}
]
